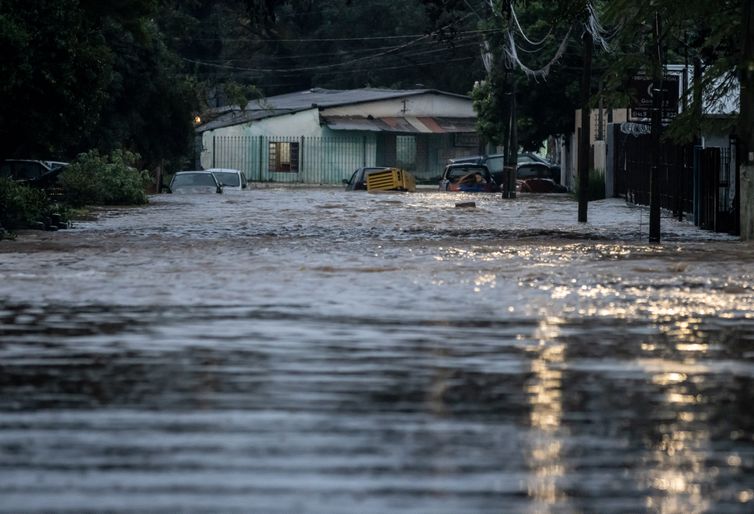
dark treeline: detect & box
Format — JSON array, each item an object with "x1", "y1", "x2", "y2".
[
  {"x1": 1, "y1": 0, "x2": 748, "y2": 169},
  {"x1": 0, "y1": 0, "x2": 488, "y2": 169}
]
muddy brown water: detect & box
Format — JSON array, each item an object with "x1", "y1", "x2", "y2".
[{"x1": 1, "y1": 189, "x2": 753, "y2": 513}]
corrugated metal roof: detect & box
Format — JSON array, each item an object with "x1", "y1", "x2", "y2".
[
  {"x1": 322, "y1": 116, "x2": 477, "y2": 134},
  {"x1": 246, "y1": 87, "x2": 469, "y2": 111},
  {"x1": 196, "y1": 88, "x2": 473, "y2": 133}
]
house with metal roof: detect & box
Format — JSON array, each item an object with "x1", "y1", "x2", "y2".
[{"x1": 195, "y1": 88, "x2": 480, "y2": 184}]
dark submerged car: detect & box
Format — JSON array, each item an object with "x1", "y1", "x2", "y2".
[
  {"x1": 439, "y1": 164, "x2": 500, "y2": 193},
  {"x1": 0, "y1": 159, "x2": 68, "y2": 188},
  {"x1": 343, "y1": 166, "x2": 393, "y2": 191},
  {"x1": 450, "y1": 152, "x2": 563, "y2": 191},
  {"x1": 168, "y1": 171, "x2": 223, "y2": 194}
]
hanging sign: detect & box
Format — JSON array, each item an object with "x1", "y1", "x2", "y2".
[{"x1": 628, "y1": 73, "x2": 680, "y2": 122}]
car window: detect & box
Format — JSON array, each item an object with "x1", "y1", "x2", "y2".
[
  {"x1": 447, "y1": 167, "x2": 486, "y2": 180},
  {"x1": 517, "y1": 155, "x2": 536, "y2": 165},
  {"x1": 15, "y1": 162, "x2": 43, "y2": 180},
  {"x1": 517, "y1": 165, "x2": 549, "y2": 179},
  {"x1": 485, "y1": 157, "x2": 504, "y2": 173},
  {"x1": 173, "y1": 173, "x2": 216, "y2": 186},
  {"x1": 213, "y1": 172, "x2": 240, "y2": 187}
]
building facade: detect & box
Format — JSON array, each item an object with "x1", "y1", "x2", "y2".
[{"x1": 196, "y1": 88, "x2": 481, "y2": 184}]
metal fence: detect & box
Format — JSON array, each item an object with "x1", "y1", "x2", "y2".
[
  {"x1": 611, "y1": 126, "x2": 739, "y2": 234},
  {"x1": 209, "y1": 135, "x2": 428, "y2": 185}
]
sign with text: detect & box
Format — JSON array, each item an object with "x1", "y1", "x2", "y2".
[{"x1": 628, "y1": 74, "x2": 680, "y2": 122}]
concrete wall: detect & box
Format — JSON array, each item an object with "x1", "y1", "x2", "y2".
[
  {"x1": 200, "y1": 110, "x2": 324, "y2": 170},
  {"x1": 575, "y1": 108, "x2": 629, "y2": 147}
]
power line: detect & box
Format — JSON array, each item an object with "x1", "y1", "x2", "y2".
[
  {"x1": 190, "y1": 38, "x2": 484, "y2": 66},
  {"x1": 184, "y1": 55, "x2": 479, "y2": 82},
  {"x1": 181, "y1": 12, "x2": 480, "y2": 74},
  {"x1": 173, "y1": 28, "x2": 497, "y2": 43}
]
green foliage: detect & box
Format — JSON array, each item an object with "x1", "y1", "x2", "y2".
[
  {"x1": 575, "y1": 170, "x2": 605, "y2": 201},
  {"x1": 0, "y1": 1, "x2": 195, "y2": 169},
  {"x1": 471, "y1": 79, "x2": 507, "y2": 147},
  {"x1": 59, "y1": 150, "x2": 151, "y2": 207},
  {"x1": 0, "y1": 178, "x2": 53, "y2": 230},
  {"x1": 602, "y1": 0, "x2": 744, "y2": 144},
  {"x1": 224, "y1": 82, "x2": 264, "y2": 110}
]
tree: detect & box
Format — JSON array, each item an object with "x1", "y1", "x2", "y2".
[
  {"x1": 0, "y1": 0, "x2": 113, "y2": 158},
  {"x1": 602, "y1": 0, "x2": 744, "y2": 144},
  {"x1": 0, "y1": 0, "x2": 196, "y2": 170}
]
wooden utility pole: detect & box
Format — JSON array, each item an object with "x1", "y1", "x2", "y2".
[
  {"x1": 501, "y1": 0, "x2": 517, "y2": 199},
  {"x1": 504, "y1": 80, "x2": 518, "y2": 198},
  {"x1": 648, "y1": 12, "x2": 663, "y2": 243},
  {"x1": 741, "y1": 0, "x2": 754, "y2": 160},
  {"x1": 578, "y1": 30, "x2": 593, "y2": 222},
  {"x1": 740, "y1": 0, "x2": 754, "y2": 239}
]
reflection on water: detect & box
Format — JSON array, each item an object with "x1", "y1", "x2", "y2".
[
  {"x1": 525, "y1": 318, "x2": 567, "y2": 513},
  {"x1": 1, "y1": 190, "x2": 753, "y2": 513}
]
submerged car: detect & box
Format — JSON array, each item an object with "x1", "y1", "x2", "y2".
[
  {"x1": 450, "y1": 152, "x2": 561, "y2": 186},
  {"x1": 439, "y1": 163, "x2": 500, "y2": 193},
  {"x1": 449, "y1": 154, "x2": 504, "y2": 184},
  {"x1": 517, "y1": 178, "x2": 568, "y2": 193},
  {"x1": 0, "y1": 159, "x2": 68, "y2": 188},
  {"x1": 516, "y1": 163, "x2": 567, "y2": 193},
  {"x1": 207, "y1": 168, "x2": 247, "y2": 190},
  {"x1": 168, "y1": 171, "x2": 223, "y2": 194},
  {"x1": 343, "y1": 166, "x2": 393, "y2": 191},
  {"x1": 518, "y1": 152, "x2": 561, "y2": 180}
]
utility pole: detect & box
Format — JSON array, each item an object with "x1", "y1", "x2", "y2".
[
  {"x1": 740, "y1": 0, "x2": 754, "y2": 239},
  {"x1": 578, "y1": 29, "x2": 593, "y2": 222},
  {"x1": 649, "y1": 12, "x2": 663, "y2": 243},
  {"x1": 505, "y1": 79, "x2": 518, "y2": 198},
  {"x1": 501, "y1": 0, "x2": 517, "y2": 199}
]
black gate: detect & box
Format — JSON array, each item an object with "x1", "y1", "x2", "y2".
[
  {"x1": 695, "y1": 146, "x2": 738, "y2": 233},
  {"x1": 612, "y1": 129, "x2": 693, "y2": 217},
  {"x1": 611, "y1": 123, "x2": 738, "y2": 234}
]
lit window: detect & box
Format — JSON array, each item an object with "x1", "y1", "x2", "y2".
[{"x1": 268, "y1": 141, "x2": 299, "y2": 173}]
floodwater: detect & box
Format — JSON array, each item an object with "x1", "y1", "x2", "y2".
[{"x1": 1, "y1": 188, "x2": 753, "y2": 513}]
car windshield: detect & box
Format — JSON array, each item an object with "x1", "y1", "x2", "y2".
[
  {"x1": 173, "y1": 173, "x2": 216, "y2": 187},
  {"x1": 212, "y1": 172, "x2": 240, "y2": 187},
  {"x1": 518, "y1": 153, "x2": 550, "y2": 165},
  {"x1": 484, "y1": 156, "x2": 504, "y2": 172},
  {"x1": 517, "y1": 166, "x2": 549, "y2": 179},
  {"x1": 447, "y1": 166, "x2": 487, "y2": 180}
]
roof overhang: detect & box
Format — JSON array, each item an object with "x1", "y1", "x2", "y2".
[{"x1": 322, "y1": 116, "x2": 477, "y2": 134}]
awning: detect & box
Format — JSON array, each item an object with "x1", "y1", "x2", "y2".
[{"x1": 322, "y1": 116, "x2": 477, "y2": 134}]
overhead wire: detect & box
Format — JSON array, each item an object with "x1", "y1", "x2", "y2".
[
  {"x1": 174, "y1": 28, "x2": 497, "y2": 43},
  {"x1": 181, "y1": 11, "x2": 482, "y2": 74},
  {"x1": 191, "y1": 34, "x2": 487, "y2": 64}
]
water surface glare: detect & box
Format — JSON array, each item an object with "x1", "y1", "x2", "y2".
[{"x1": 1, "y1": 189, "x2": 753, "y2": 513}]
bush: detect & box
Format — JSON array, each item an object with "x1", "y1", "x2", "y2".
[
  {"x1": 59, "y1": 149, "x2": 151, "y2": 207},
  {"x1": 575, "y1": 170, "x2": 606, "y2": 201},
  {"x1": 0, "y1": 178, "x2": 56, "y2": 230}
]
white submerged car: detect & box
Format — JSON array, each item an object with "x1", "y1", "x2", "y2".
[
  {"x1": 169, "y1": 171, "x2": 223, "y2": 194},
  {"x1": 207, "y1": 168, "x2": 248, "y2": 190}
]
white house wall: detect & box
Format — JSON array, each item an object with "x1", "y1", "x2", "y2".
[{"x1": 201, "y1": 109, "x2": 322, "y2": 169}]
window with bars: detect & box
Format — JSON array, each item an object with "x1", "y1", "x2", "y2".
[{"x1": 268, "y1": 141, "x2": 299, "y2": 172}]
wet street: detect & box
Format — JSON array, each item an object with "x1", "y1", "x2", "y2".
[{"x1": 1, "y1": 188, "x2": 753, "y2": 513}]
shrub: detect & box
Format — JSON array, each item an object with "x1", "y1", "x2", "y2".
[
  {"x1": 59, "y1": 149, "x2": 151, "y2": 207},
  {"x1": 0, "y1": 178, "x2": 54, "y2": 230},
  {"x1": 575, "y1": 170, "x2": 606, "y2": 201}
]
